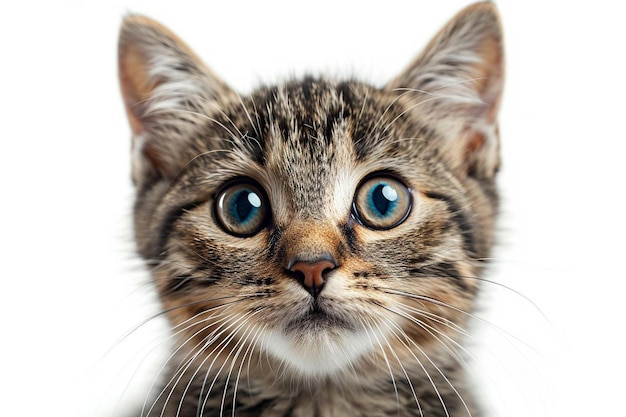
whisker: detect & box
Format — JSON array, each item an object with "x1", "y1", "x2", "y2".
[
  {"x1": 149, "y1": 106, "x2": 240, "y2": 144},
  {"x1": 170, "y1": 148, "x2": 241, "y2": 184},
  {"x1": 158, "y1": 309, "x2": 252, "y2": 417},
  {"x1": 400, "y1": 264, "x2": 552, "y2": 326},
  {"x1": 380, "y1": 316, "x2": 467, "y2": 417},
  {"x1": 369, "y1": 89, "x2": 416, "y2": 134},
  {"x1": 353, "y1": 88, "x2": 369, "y2": 141},
  {"x1": 143, "y1": 310, "x2": 244, "y2": 417},
  {"x1": 372, "y1": 316, "x2": 423, "y2": 417},
  {"x1": 101, "y1": 295, "x2": 252, "y2": 366},
  {"x1": 139, "y1": 308, "x2": 239, "y2": 416},
  {"x1": 222, "y1": 320, "x2": 263, "y2": 415},
  {"x1": 234, "y1": 93, "x2": 264, "y2": 148},
  {"x1": 383, "y1": 286, "x2": 549, "y2": 416},
  {"x1": 245, "y1": 323, "x2": 269, "y2": 399},
  {"x1": 224, "y1": 322, "x2": 265, "y2": 417},
  {"x1": 390, "y1": 76, "x2": 488, "y2": 102},
  {"x1": 365, "y1": 315, "x2": 401, "y2": 413},
  {"x1": 379, "y1": 95, "x2": 451, "y2": 136},
  {"x1": 393, "y1": 300, "x2": 469, "y2": 338},
  {"x1": 197, "y1": 309, "x2": 266, "y2": 415},
  {"x1": 379, "y1": 286, "x2": 543, "y2": 356},
  {"x1": 233, "y1": 323, "x2": 266, "y2": 417},
  {"x1": 135, "y1": 305, "x2": 234, "y2": 415},
  {"x1": 384, "y1": 303, "x2": 470, "y2": 366}
]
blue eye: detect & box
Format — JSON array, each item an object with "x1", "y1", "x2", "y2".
[
  {"x1": 215, "y1": 181, "x2": 269, "y2": 236},
  {"x1": 353, "y1": 176, "x2": 411, "y2": 230}
]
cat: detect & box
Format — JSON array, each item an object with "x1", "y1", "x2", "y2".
[{"x1": 117, "y1": 1, "x2": 504, "y2": 416}]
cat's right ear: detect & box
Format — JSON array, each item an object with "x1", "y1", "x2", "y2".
[{"x1": 118, "y1": 15, "x2": 235, "y2": 188}]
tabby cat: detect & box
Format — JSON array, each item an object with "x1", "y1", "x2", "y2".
[{"x1": 118, "y1": 2, "x2": 504, "y2": 416}]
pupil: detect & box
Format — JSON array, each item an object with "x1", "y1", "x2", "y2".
[
  {"x1": 372, "y1": 184, "x2": 393, "y2": 215},
  {"x1": 235, "y1": 190, "x2": 255, "y2": 222}
]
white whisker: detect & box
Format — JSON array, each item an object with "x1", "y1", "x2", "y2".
[
  {"x1": 139, "y1": 306, "x2": 239, "y2": 416},
  {"x1": 385, "y1": 303, "x2": 471, "y2": 366},
  {"x1": 144, "y1": 311, "x2": 241, "y2": 417},
  {"x1": 411, "y1": 327, "x2": 472, "y2": 417},
  {"x1": 197, "y1": 309, "x2": 265, "y2": 415},
  {"x1": 380, "y1": 317, "x2": 457, "y2": 417},
  {"x1": 365, "y1": 316, "x2": 402, "y2": 413},
  {"x1": 379, "y1": 287, "x2": 542, "y2": 356}
]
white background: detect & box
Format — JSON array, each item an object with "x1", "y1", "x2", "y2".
[{"x1": 2, "y1": 1, "x2": 625, "y2": 416}]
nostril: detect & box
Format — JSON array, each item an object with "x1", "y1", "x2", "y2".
[
  {"x1": 287, "y1": 257, "x2": 337, "y2": 298},
  {"x1": 289, "y1": 269, "x2": 306, "y2": 283}
]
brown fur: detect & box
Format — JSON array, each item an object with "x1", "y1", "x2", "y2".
[{"x1": 118, "y1": 2, "x2": 504, "y2": 416}]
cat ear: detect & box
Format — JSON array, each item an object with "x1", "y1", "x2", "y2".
[
  {"x1": 118, "y1": 15, "x2": 235, "y2": 187},
  {"x1": 387, "y1": 2, "x2": 504, "y2": 178}
]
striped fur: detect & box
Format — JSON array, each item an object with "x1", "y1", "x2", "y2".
[{"x1": 118, "y1": 2, "x2": 504, "y2": 416}]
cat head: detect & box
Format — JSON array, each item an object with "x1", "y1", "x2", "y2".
[{"x1": 119, "y1": 2, "x2": 503, "y2": 379}]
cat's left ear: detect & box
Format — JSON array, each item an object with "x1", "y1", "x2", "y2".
[
  {"x1": 118, "y1": 15, "x2": 236, "y2": 187},
  {"x1": 387, "y1": 2, "x2": 504, "y2": 179}
]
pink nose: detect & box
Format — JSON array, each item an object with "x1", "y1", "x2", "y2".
[{"x1": 288, "y1": 259, "x2": 337, "y2": 298}]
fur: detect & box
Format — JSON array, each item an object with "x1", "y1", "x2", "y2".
[{"x1": 118, "y1": 2, "x2": 504, "y2": 416}]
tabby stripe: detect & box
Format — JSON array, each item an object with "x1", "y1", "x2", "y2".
[
  {"x1": 240, "y1": 398, "x2": 276, "y2": 414},
  {"x1": 163, "y1": 274, "x2": 193, "y2": 294},
  {"x1": 409, "y1": 261, "x2": 473, "y2": 292},
  {"x1": 266, "y1": 226, "x2": 282, "y2": 259},
  {"x1": 423, "y1": 191, "x2": 476, "y2": 256},
  {"x1": 163, "y1": 269, "x2": 220, "y2": 294},
  {"x1": 342, "y1": 218, "x2": 361, "y2": 254},
  {"x1": 155, "y1": 200, "x2": 204, "y2": 260}
]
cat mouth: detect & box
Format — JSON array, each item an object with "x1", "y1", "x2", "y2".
[
  {"x1": 284, "y1": 302, "x2": 354, "y2": 333},
  {"x1": 265, "y1": 301, "x2": 375, "y2": 376}
]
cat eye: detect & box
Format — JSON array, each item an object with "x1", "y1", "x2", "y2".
[
  {"x1": 215, "y1": 181, "x2": 269, "y2": 237},
  {"x1": 352, "y1": 175, "x2": 411, "y2": 230}
]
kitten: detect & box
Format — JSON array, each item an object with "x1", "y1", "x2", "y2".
[{"x1": 118, "y1": 2, "x2": 504, "y2": 416}]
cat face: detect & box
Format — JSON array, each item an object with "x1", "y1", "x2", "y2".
[{"x1": 119, "y1": 4, "x2": 503, "y2": 380}]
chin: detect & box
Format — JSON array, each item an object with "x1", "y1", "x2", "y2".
[
  {"x1": 260, "y1": 298, "x2": 395, "y2": 380},
  {"x1": 263, "y1": 326, "x2": 378, "y2": 378}
]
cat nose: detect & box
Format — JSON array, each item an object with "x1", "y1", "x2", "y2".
[{"x1": 287, "y1": 257, "x2": 337, "y2": 298}]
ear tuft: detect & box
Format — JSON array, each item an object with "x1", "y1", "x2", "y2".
[{"x1": 387, "y1": 2, "x2": 504, "y2": 179}]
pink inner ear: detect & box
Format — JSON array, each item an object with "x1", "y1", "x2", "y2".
[
  {"x1": 119, "y1": 43, "x2": 153, "y2": 136},
  {"x1": 465, "y1": 131, "x2": 486, "y2": 159},
  {"x1": 474, "y1": 36, "x2": 505, "y2": 124}
]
